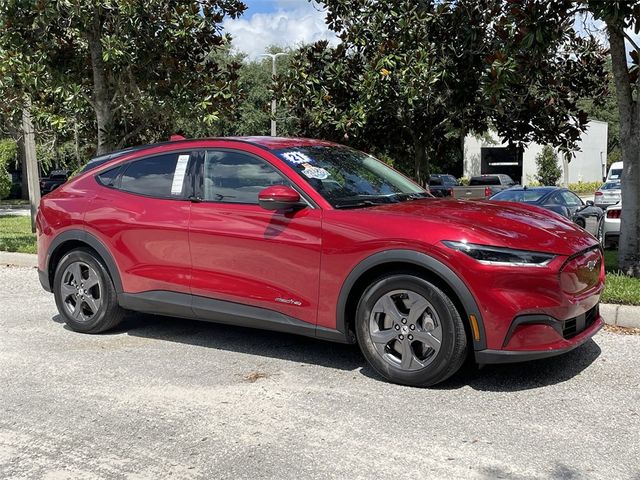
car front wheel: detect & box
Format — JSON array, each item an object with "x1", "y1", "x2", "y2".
[
  {"x1": 355, "y1": 274, "x2": 468, "y2": 387},
  {"x1": 53, "y1": 248, "x2": 125, "y2": 333}
]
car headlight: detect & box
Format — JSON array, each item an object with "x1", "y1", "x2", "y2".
[{"x1": 442, "y1": 241, "x2": 554, "y2": 267}]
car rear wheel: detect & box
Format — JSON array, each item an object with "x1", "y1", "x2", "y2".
[
  {"x1": 53, "y1": 248, "x2": 125, "y2": 333},
  {"x1": 355, "y1": 274, "x2": 468, "y2": 387}
]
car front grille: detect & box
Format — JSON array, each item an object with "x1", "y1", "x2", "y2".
[{"x1": 562, "y1": 304, "x2": 599, "y2": 339}]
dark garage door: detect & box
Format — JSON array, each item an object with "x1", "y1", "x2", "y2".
[{"x1": 481, "y1": 147, "x2": 523, "y2": 185}]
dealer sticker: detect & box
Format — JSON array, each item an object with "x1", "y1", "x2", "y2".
[
  {"x1": 301, "y1": 165, "x2": 329, "y2": 180},
  {"x1": 282, "y1": 151, "x2": 313, "y2": 165}
]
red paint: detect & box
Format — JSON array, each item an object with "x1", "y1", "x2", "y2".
[{"x1": 37, "y1": 137, "x2": 605, "y2": 356}]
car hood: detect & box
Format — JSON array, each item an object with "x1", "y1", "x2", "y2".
[{"x1": 362, "y1": 198, "x2": 597, "y2": 256}]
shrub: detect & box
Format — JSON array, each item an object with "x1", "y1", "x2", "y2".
[
  {"x1": 0, "y1": 170, "x2": 10, "y2": 199},
  {"x1": 568, "y1": 181, "x2": 603, "y2": 194},
  {"x1": 535, "y1": 145, "x2": 562, "y2": 186},
  {"x1": 0, "y1": 139, "x2": 17, "y2": 200}
]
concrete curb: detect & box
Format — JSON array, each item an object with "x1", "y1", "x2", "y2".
[
  {"x1": 0, "y1": 251, "x2": 37, "y2": 268},
  {"x1": 0, "y1": 250, "x2": 638, "y2": 328},
  {"x1": 0, "y1": 204, "x2": 29, "y2": 210},
  {"x1": 600, "y1": 303, "x2": 640, "y2": 329}
]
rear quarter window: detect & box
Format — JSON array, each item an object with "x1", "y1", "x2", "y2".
[
  {"x1": 119, "y1": 152, "x2": 191, "y2": 198},
  {"x1": 96, "y1": 166, "x2": 122, "y2": 187}
]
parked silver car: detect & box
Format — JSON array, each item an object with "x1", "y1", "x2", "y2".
[
  {"x1": 597, "y1": 203, "x2": 621, "y2": 249},
  {"x1": 594, "y1": 181, "x2": 621, "y2": 210}
]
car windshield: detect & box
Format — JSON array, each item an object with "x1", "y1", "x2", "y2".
[
  {"x1": 274, "y1": 146, "x2": 428, "y2": 208},
  {"x1": 491, "y1": 189, "x2": 547, "y2": 202},
  {"x1": 608, "y1": 168, "x2": 622, "y2": 180}
]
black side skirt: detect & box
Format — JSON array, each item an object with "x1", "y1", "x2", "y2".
[{"x1": 118, "y1": 291, "x2": 350, "y2": 344}]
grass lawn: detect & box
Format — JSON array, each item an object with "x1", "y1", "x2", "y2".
[
  {"x1": 0, "y1": 215, "x2": 37, "y2": 254},
  {"x1": 602, "y1": 249, "x2": 640, "y2": 305}
]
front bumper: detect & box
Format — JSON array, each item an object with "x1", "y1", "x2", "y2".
[{"x1": 475, "y1": 305, "x2": 603, "y2": 364}]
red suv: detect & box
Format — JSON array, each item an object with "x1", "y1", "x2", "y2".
[{"x1": 36, "y1": 137, "x2": 604, "y2": 386}]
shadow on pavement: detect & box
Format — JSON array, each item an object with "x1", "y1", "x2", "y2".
[
  {"x1": 437, "y1": 339, "x2": 602, "y2": 392},
  {"x1": 52, "y1": 312, "x2": 602, "y2": 391}
]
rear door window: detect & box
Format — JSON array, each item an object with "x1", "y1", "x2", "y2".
[{"x1": 119, "y1": 152, "x2": 192, "y2": 198}]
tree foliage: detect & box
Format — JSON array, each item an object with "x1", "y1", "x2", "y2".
[
  {"x1": 535, "y1": 145, "x2": 562, "y2": 186},
  {"x1": 586, "y1": 0, "x2": 640, "y2": 276},
  {"x1": 282, "y1": 0, "x2": 608, "y2": 185},
  {"x1": 0, "y1": 0, "x2": 247, "y2": 155},
  {"x1": 0, "y1": 139, "x2": 17, "y2": 199}
]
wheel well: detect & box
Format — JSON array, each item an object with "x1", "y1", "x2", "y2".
[
  {"x1": 48, "y1": 240, "x2": 100, "y2": 287},
  {"x1": 343, "y1": 261, "x2": 472, "y2": 344}
]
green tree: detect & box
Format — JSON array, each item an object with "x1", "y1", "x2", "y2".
[
  {"x1": 283, "y1": 1, "x2": 607, "y2": 185},
  {"x1": 0, "y1": 0, "x2": 247, "y2": 155},
  {"x1": 535, "y1": 145, "x2": 562, "y2": 186},
  {"x1": 207, "y1": 45, "x2": 298, "y2": 137},
  {"x1": 0, "y1": 139, "x2": 17, "y2": 199},
  {"x1": 586, "y1": 0, "x2": 640, "y2": 276}
]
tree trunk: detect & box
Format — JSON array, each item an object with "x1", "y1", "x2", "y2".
[
  {"x1": 87, "y1": 10, "x2": 113, "y2": 156},
  {"x1": 17, "y1": 136, "x2": 28, "y2": 200},
  {"x1": 413, "y1": 137, "x2": 429, "y2": 187},
  {"x1": 22, "y1": 101, "x2": 40, "y2": 233},
  {"x1": 608, "y1": 23, "x2": 640, "y2": 277}
]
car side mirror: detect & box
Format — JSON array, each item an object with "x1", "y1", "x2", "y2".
[
  {"x1": 586, "y1": 200, "x2": 594, "y2": 206},
  {"x1": 258, "y1": 185, "x2": 306, "y2": 211}
]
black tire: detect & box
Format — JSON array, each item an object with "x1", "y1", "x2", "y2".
[
  {"x1": 53, "y1": 248, "x2": 125, "y2": 333},
  {"x1": 355, "y1": 273, "x2": 468, "y2": 387},
  {"x1": 596, "y1": 217, "x2": 609, "y2": 249}
]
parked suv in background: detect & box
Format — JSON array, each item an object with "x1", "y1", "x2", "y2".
[
  {"x1": 40, "y1": 170, "x2": 70, "y2": 195},
  {"x1": 36, "y1": 137, "x2": 604, "y2": 387},
  {"x1": 606, "y1": 161, "x2": 623, "y2": 182},
  {"x1": 428, "y1": 174, "x2": 459, "y2": 197}
]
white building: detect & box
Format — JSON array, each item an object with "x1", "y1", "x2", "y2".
[{"x1": 463, "y1": 120, "x2": 608, "y2": 185}]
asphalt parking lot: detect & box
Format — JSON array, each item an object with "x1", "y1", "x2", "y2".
[{"x1": 1, "y1": 265, "x2": 639, "y2": 480}]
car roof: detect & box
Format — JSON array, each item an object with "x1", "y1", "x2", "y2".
[
  {"x1": 224, "y1": 136, "x2": 342, "y2": 150},
  {"x1": 80, "y1": 137, "x2": 344, "y2": 173},
  {"x1": 505, "y1": 186, "x2": 560, "y2": 192}
]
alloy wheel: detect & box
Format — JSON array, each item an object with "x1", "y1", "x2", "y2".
[
  {"x1": 368, "y1": 289, "x2": 442, "y2": 371},
  {"x1": 60, "y1": 261, "x2": 102, "y2": 322}
]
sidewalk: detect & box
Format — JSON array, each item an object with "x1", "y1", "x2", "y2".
[
  {"x1": 0, "y1": 204, "x2": 30, "y2": 217},
  {"x1": 0, "y1": 251, "x2": 38, "y2": 268},
  {"x1": 1, "y1": 251, "x2": 638, "y2": 329}
]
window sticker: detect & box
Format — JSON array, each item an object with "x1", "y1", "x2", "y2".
[
  {"x1": 301, "y1": 164, "x2": 330, "y2": 180},
  {"x1": 282, "y1": 151, "x2": 313, "y2": 165},
  {"x1": 171, "y1": 154, "x2": 190, "y2": 195}
]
